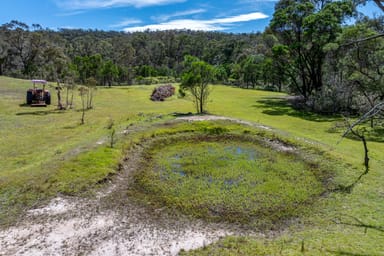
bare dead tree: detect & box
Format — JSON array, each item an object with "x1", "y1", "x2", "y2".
[
  {"x1": 55, "y1": 80, "x2": 64, "y2": 110},
  {"x1": 334, "y1": 215, "x2": 384, "y2": 233},
  {"x1": 64, "y1": 81, "x2": 76, "y2": 109},
  {"x1": 85, "y1": 77, "x2": 97, "y2": 109},
  {"x1": 79, "y1": 86, "x2": 88, "y2": 125},
  {"x1": 341, "y1": 102, "x2": 384, "y2": 137},
  {"x1": 373, "y1": 0, "x2": 384, "y2": 12},
  {"x1": 341, "y1": 33, "x2": 384, "y2": 47},
  {"x1": 337, "y1": 102, "x2": 384, "y2": 192}
]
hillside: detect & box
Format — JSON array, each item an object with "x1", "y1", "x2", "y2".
[{"x1": 0, "y1": 76, "x2": 383, "y2": 255}]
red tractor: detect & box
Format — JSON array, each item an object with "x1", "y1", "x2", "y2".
[{"x1": 26, "y1": 80, "x2": 51, "y2": 107}]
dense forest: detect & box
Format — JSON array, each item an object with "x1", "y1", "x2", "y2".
[{"x1": 0, "y1": 0, "x2": 383, "y2": 115}]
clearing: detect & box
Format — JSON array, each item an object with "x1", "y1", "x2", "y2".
[{"x1": 0, "y1": 76, "x2": 383, "y2": 255}]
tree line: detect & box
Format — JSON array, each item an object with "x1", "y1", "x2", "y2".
[{"x1": 0, "y1": 0, "x2": 382, "y2": 115}]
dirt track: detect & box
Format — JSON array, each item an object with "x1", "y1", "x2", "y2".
[
  {"x1": 0, "y1": 116, "x2": 282, "y2": 255},
  {"x1": 1, "y1": 116, "x2": 264, "y2": 255},
  {"x1": 0, "y1": 194, "x2": 243, "y2": 255}
]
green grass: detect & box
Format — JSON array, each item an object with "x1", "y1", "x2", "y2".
[
  {"x1": 48, "y1": 146, "x2": 121, "y2": 194},
  {"x1": 181, "y1": 232, "x2": 384, "y2": 256},
  {"x1": 0, "y1": 76, "x2": 383, "y2": 254},
  {"x1": 0, "y1": 76, "x2": 186, "y2": 224},
  {"x1": 132, "y1": 130, "x2": 332, "y2": 228}
]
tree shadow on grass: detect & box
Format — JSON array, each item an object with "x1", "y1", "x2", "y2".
[
  {"x1": 366, "y1": 127, "x2": 384, "y2": 143},
  {"x1": 341, "y1": 128, "x2": 384, "y2": 143},
  {"x1": 63, "y1": 124, "x2": 80, "y2": 129},
  {"x1": 115, "y1": 87, "x2": 133, "y2": 90},
  {"x1": 172, "y1": 112, "x2": 193, "y2": 117},
  {"x1": 16, "y1": 110, "x2": 66, "y2": 116},
  {"x1": 327, "y1": 121, "x2": 384, "y2": 143},
  {"x1": 326, "y1": 250, "x2": 378, "y2": 256},
  {"x1": 254, "y1": 96, "x2": 340, "y2": 123}
]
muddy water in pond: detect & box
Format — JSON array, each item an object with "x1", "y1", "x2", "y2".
[{"x1": 141, "y1": 134, "x2": 325, "y2": 227}]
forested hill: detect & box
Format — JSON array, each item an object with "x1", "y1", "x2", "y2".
[{"x1": 0, "y1": 22, "x2": 267, "y2": 85}]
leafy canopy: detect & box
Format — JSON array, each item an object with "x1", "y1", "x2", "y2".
[{"x1": 180, "y1": 55, "x2": 215, "y2": 114}]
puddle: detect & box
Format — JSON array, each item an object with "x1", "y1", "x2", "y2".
[{"x1": 163, "y1": 144, "x2": 261, "y2": 178}]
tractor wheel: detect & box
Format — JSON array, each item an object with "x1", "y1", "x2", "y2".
[
  {"x1": 44, "y1": 92, "x2": 51, "y2": 105},
  {"x1": 26, "y1": 91, "x2": 33, "y2": 104}
]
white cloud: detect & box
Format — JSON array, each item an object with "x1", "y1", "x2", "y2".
[
  {"x1": 56, "y1": 10, "x2": 86, "y2": 17},
  {"x1": 56, "y1": 0, "x2": 186, "y2": 9},
  {"x1": 152, "y1": 8, "x2": 206, "y2": 23},
  {"x1": 124, "y1": 19, "x2": 223, "y2": 32},
  {"x1": 110, "y1": 18, "x2": 142, "y2": 28},
  {"x1": 211, "y1": 12, "x2": 268, "y2": 23},
  {"x1": 124, "y1": 12, "x2": 268, "y2": 32},
  {"x1": 58, "y1": 26, "x2": 79, "y2": 30}
]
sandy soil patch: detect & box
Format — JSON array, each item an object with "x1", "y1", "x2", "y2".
[
  {"x1": 0, "y1": 192, "x2": 249, "y2": 255},
  {"x1": 177, "y1": 115, "x2": 272, "y2": 130},
  {"x1": 1, "y1": 116, "x2": 281, "y2": 255}
]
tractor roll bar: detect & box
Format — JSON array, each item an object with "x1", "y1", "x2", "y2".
[{"x1": 31, "y1": 80, "x2": 47, "y2": 84}]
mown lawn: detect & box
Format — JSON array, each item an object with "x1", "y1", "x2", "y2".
[{"x1": 0, "y1": 76, "x2": 383, "y2": 254}]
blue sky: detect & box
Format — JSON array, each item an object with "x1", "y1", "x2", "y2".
[{"x1": 0, "y1": 0, "x2": 381, "y2": 33}]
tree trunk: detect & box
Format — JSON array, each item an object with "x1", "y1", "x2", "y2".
[
  {"x1": 66, "y1": 87, "x2": 69, "y2": 108},
  {"x1": 69, "y1": 92, "x2": 74, "y2": 109},
  {"x1": 57, "y1": 89, "x2": 63, "y2": 110},
  {"x1": 373, "y1": 0, "x2": 384, "y2": 12},
  {"x1": 362, "y1": 134, "x2": 369, "y2": 172},
  {"x1": 81, "y1": 100, "x2": 85, "y2": 125}
]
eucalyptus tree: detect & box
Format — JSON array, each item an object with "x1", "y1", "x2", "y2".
[
  {"x1": 356, "y1": 0, "x2": 384, "y2": 12},
  {"x1": 269, "y1": 44, "x2": 290, "y2": 92},
  {"x1": 100, "y1": 60, "x2": 118, "y2": 87},
  {"x1": 0, "y1": 37, "x2": 9, "y2": 76},
  {"x1": 338, "y1": 23, "x2": 384, "y2": 116},
  {"x1": 73, "y1": 54, "x2": 103, "y2": 84},
  {"x1": 270, "y1": 0, "x2": 354, "y2": 100},
  {"x1": 79, "y1": 86, "x2": 88, "y2": 125},
  {"x1": 2, "y1": 20, "x2": 47, "y2": 77},
  {"x1": 180, "y1": 55, "x2": 216, "y2": 114},
  {"x1": 240, "y1": 54, "x2": 264, "y2": 89}
]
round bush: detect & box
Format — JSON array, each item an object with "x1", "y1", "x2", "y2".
[{"x1": 150, "y1": 84, "x2": 175, "y2": 101}]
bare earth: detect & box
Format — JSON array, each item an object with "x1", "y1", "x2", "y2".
[
  {"x1": 0, "y1": 116, "x2": 271, "y2": 256},
  {"x1": 0, "y1": 195, "x2": 244, "y2": 255}
]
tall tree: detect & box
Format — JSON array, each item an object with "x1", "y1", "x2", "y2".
[
  {"x1": 357, "y1": 0, "x2": 384, "y2": 12},
  {"x1": 100, "y1": 60, "x2": 118, "y2": 87},
  {"x1": 270, "y1": 0, "x2": 353, "y2": 100},
  {"x1": 240, "y1": 54, "x2": 264, "y2": 89},
  {"x1": 267, "y1": 44, "x2": 291, "y2": 92},
  {"x1": 180, "y1": 55, "x2": 215, "y2": 114},
  {"x1": 339, "y1": 23, "x2": 384, "y2": 115},
  {"x1": 2, "y1": 21, "x2": 50, "y2": 77},
  {"x1": 0, "y1": 37, "x2": 9, "y2": 75},
  {"x1": 73, "y1": 54, "x2": 103, "y2": 84}
]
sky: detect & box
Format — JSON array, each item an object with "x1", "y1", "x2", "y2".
[{"x1": 0, "y1": 0, "x2": 382, "y2": 33}]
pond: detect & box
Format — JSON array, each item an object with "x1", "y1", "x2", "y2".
[{"x1": 133, "y1": 136, "x2": 328, "y2": 227}]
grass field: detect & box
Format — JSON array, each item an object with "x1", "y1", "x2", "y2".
[
  {"x1": 132, "y1": 130, "x2": 335, "y2": 227},
  {"x1": 0, "y1": 75, "x2": 383, "y2": 255}
]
